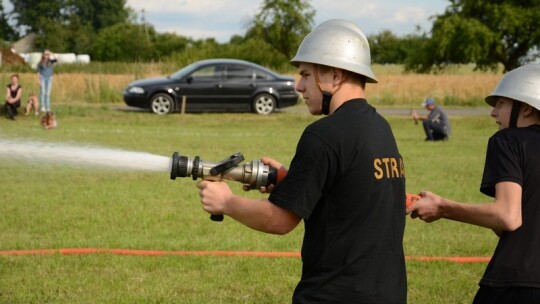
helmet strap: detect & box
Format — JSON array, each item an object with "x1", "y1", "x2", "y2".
[
  {"x1": 321, "y1": 91, "x2": 332, "y2": 115},
  {"x1": 509, "y1": 100, "x2": 522, "y2": 128},
  {"x1": 314, "y1": 65, "x2": 353, "y2": 115}
]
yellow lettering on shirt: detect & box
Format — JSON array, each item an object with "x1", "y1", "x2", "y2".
[
  {"x1": 374, "y1": 157, "x2": 405, "y2": 179},
  {"x1": 374, "y1": 158, "x2": 383, "y2": 179}
]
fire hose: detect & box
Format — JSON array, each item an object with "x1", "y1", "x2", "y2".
[{"x1": 170, "y1": 152, "x2": 420, "y2": 221}]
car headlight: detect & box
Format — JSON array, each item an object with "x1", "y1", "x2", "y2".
[{"x1": 128, "y1": 86, "x2": 145, "y2": 94}]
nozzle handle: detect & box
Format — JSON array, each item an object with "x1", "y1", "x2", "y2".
[
  {"x1": 267, "y1": 166, "x2": 288, "y2": 186},
  {"x1": 210, "y1": 153, "x2": 244, "y2": 175},
  {"x1": 210, "y1": 214, "x2": 224, "y2": 221}
]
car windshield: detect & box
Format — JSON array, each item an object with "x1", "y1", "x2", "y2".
[{"x1": 168, "y1": 62, "x2": 201, "y2": 80}]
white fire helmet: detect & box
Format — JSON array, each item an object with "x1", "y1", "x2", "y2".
[
  {"x1": 485, "y1": 63, "x2": 540, "y2": 111},
  {"x1": 290, "y1": 19, "x2": 377, "y2": 83}
]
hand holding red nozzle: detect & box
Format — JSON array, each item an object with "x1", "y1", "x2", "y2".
[{"x1": 406, "y1": 193, "x2": 421, "y2": 208}]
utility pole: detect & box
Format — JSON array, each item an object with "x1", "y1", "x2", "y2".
[{"x1": 141, "y1": 9, "x2": 149, "y2": 43}]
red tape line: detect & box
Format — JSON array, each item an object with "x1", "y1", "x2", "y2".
[{"x1": 0, "y1": 248, "x2": 490, "y2": 263}]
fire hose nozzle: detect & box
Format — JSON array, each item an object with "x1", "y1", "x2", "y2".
[{"x1": 170, "y1": 152, "x2": 286, "y2": 222}]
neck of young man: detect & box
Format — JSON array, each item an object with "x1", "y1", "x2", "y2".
[{"x1": 328, "y1": 85, "x2": 365, "y2": 114}]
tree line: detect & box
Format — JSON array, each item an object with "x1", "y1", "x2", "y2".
[{"x1": 1, "y1": 0, "x2": 539, "y2": 72}]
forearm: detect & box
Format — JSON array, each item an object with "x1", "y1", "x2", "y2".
[
  {"x1": 225, "y1": 196, "x2": 300, "y2": 235},
  {"x1": 439, "y1": 198, "x2": 520, "y2": 231}
]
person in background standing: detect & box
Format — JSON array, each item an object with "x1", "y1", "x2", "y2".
[
  {"x1": 37, "y1": 49, "x2": 57, "y2": 112},
  {"x1": 5, "y1": 74, "x2": 22, "y2": 120}
]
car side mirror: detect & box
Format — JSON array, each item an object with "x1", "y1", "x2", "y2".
[{"x1": 186, "y1": 76, "x2": 193, "y2": 84}]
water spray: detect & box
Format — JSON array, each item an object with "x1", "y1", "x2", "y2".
[
  {"x1": 0, "y1": 139, "x2": 419, "y2": 223},
  {"x1": 0, "y1": 139, "x2": 171, "y2": 172}
]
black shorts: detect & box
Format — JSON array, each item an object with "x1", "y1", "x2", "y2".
[
  {"x1": 5, "y1": 100, "x2": 20, "y2": 108},
  {"x1": 473, "y1": 286, "x2": 540, "y2": 304}
]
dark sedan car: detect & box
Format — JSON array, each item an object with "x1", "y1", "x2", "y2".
[{"x1": 123, "y1": 59, "x2": 299, "y2": 115}]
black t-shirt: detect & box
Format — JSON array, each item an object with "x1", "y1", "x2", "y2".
[
  {"x1": 479, "y1": 125, "x2": 540, "y2": 288},
  {"x1": 269, "y1": 99, "x2": 407, "y2": 303},
  {"x1": 7, "y1": 84, "x2": 21, "y2": 100}
]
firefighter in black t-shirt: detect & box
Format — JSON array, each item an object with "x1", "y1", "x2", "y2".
[
  {"x1": 197, "y1": 19, "x2": 407, "y2": 304},
  {"x1": 407, "y1": 63, "x2": 540, "y2": 303}
]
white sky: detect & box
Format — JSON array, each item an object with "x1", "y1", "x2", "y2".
[{"x1": 126, "y1": 0, "x2": 449, "y2": 42}]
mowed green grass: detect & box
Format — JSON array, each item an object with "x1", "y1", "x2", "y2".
[{"x1": 1, "y1": 104, "x2": 498, "y2": 303}]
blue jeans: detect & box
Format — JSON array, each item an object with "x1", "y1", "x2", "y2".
[{"x1": 40, "y1": 77, "x2": 52, "y2": 111}]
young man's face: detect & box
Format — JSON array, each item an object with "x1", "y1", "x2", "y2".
[
  {"x1": 490, "y1": 97, "x2": 513, "y2": 130},
  {"x1": 296, "y1": 63, "x2": 326, "y2": 115}
]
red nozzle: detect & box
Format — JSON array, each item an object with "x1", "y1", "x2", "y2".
[{"x1": 406, "y1": 193, "x2": 421, "y2": 207}]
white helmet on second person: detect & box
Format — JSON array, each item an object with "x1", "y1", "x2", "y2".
[
  {"x1": 290, "y1": 19, "x2": 377, "y2": 83},
  {"x1": 485, "y1": 63, "x2": 540, "y2": 111}
]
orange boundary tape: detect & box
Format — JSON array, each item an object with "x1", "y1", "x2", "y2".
[
  {"x1": 0, "y1": 248, "x2": 490, "y2": 263},
  {"x1": 405, "y1": 256, "x2": 490, "y2": 263}
]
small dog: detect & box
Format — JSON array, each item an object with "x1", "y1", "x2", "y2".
[
  {"x1": 41, "y1": 111, "x2": 57, "y2": 129},
  {"x1": 25, "y1": 92, "x2": 39, "y2": 116}
]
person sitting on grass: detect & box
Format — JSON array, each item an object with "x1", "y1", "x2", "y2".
[
  {"x1": 40, "y1": 111, "x2": 57, "y2": 129},
  {"x1": 5, "y1": 73, "x2": 22, "y2": 120},
  {"x1": 25, "y1": 92, "x2": 39, "y2": 116}
]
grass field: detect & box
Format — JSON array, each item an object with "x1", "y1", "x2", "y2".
[{"x1": 0, "y1": 103, "x2": 499, "y2": 303}]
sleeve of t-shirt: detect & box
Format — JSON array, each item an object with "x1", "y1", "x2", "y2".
[
  {"x1": 429, "y1": 108, "x2": 442, "y2": 124},
  {"x1": 480, "y1": 134, "x2": 522, "y2": 197},
  {"x1": 268, "y1": 130, "x2": 336, "y2": 219}
]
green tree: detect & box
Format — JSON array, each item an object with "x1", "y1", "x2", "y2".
[
  {"x1": 69, "y1": 0, "x2": 129, "y2": 31},
  {"x1": 91, "y1": 9, "x2": 202, "y2": 62},
  {"x1": 92, "y1": 23, "x2": 153, "y2": 61},
  {"x1": 9, "y1": 0, "x2": 129, "y2": 33},
  {"x1": 6, "y1": 0, "x2": 129, "y2": 52},
  {"x1": 246, "y1": 0, "x2": 315, "y2": 59},
  {"x1": 9, "y1": 0, "x2": 62, "y2": 33},
  {"x1": 368, "y1": 30, "x2": 408, "y2": 64},
  {"x1": 65, "y1": 16, "x2": 95, "y2": 54},
  {"x1": 0, "y1": 2, "x2": 18, "y2": 42},
  {"x1": 400, "y1": 34, "x2": 434, "y2": 73},
  {"x1": 153, "y1": 32, "x2": 191, "y2": 59},
  {"x1": 408, "y1": 0, "x2": 540, "y2": 72},
  {"x1": 33, "y1": 19, "x2": 70, "y2": 51}
]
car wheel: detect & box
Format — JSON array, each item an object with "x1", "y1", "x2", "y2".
[
  {"x1": 150, "y1": 93, "x2": 175, "y2": 115},
  {"x1": 252, "y1": 93, "x2": 276, "y2": 115}
]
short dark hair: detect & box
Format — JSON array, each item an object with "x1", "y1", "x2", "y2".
[{"x1": 316, "y1": 64, "x2": 366, "y2": 89}]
